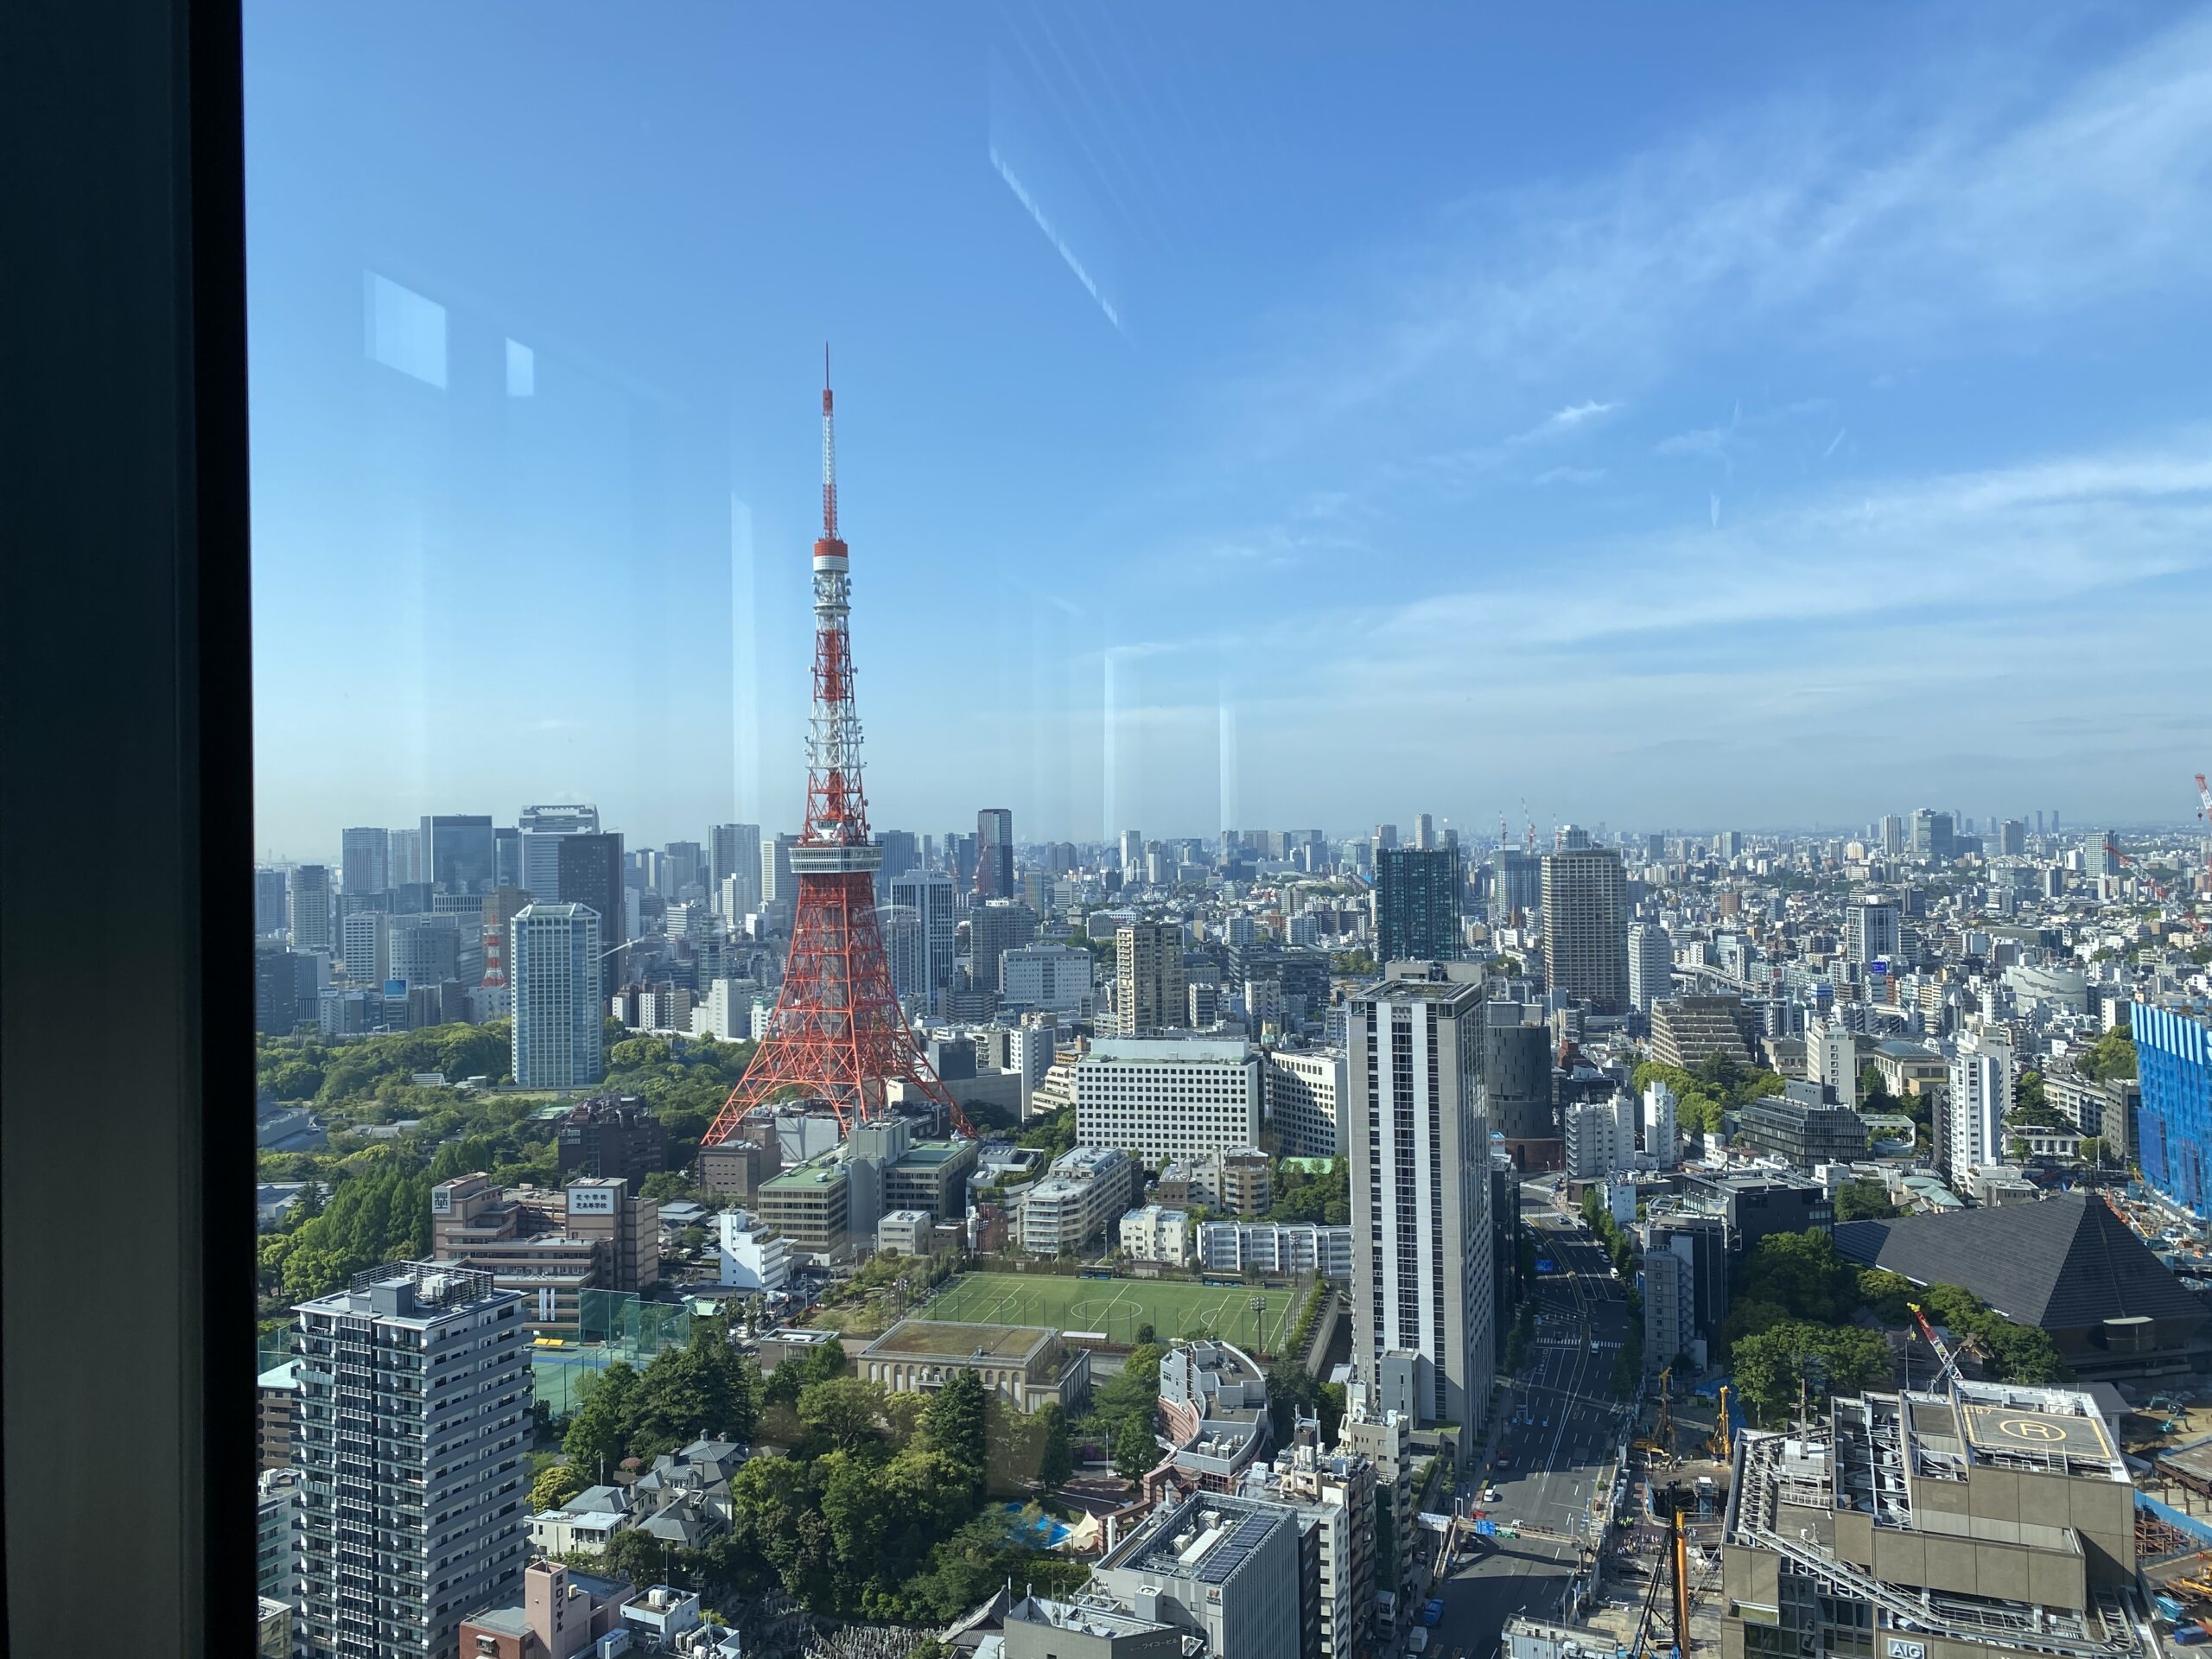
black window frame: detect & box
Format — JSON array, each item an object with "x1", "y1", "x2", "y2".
[{"x1": 4, "y1": 0, "x2": 256, "y2": 1650}]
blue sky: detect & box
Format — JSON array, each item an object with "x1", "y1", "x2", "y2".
[{"x1": 246, "y1": 1, "x2": 2212, "y2": 859}]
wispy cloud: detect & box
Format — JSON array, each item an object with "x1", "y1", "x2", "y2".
[{"x1": 1515, "y1": 399, "x2": 1621, "y2": 442}]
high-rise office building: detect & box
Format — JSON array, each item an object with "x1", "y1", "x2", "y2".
[
  {"x1": 1846, "y1": 895, "x2": 1902, "y2": 968},
  {"x1": 1541, "y1": 844, "x2": 1630, "y2": 1013},
  {"x1": 887, "y1": 869, "x2": 958, "y2": 1013},
  {"x1": 1484, "y1": 1003, "x2": 1556, "y2": 1168},
  {"x1": 517, "y1": 804, "x2": 599, "y2": 900},
  {"x1": 1411, "y1": 811, "x2": 1436, "y2": 850},
  {"x1": 554, "y1": 832, "x2": 624, "y2": 1001},
  {"x1": 709, "y1": 820, "x2": 760, "y2": 890},
  {"x1": 386, "y1": 912, "x2": 460, "y2": 991},
  {"x1": 760, "y1": 832, "x2": 797, "y2": 918},
  {"x1": 976, "y1": 807, "x2": 1014, "y2": 899},
  {"x1": 256, "y1": 944, "x2": 307, "y2": 1035},
  {"x1": 1910, "y1": 808, "x2": 1955, "y2": 863},
  {"x1": 255, "y1": 868, "x2": 290, "y2": 937},
  {"x1": 1628, "y1": 921, "x2": 1673, "y2": 1014},
  {"x1": 873, "y1": 828, "x2": 918, "y2": 902},
  {"x1": 1878, "y1": 815, "x2": 1905, "y2": 856},
  {"x1": 1117, "y1": 829, "x2": 1144, "y2": 876},
  {"x1": 2083, "y1": 831, "x2": 2119, "y2": 881},
  {"x1": 967, "y1": 899, "x2": 1038, "y2": 994},
  {"x1": 659, "y1": 840, "x2": 705, "y2": 900},
  {"x1": 289, "y1": 864, "x2": 334, "y2": 953},
  {"x1": 340, "y1": 827, "x2": 390, "y2": 896},
  {"x1": 492, "y1": 827, "x2": 521, "y2": 890},
  {"x1": 1348, "y1": 977, "x2": 1492, "y2": 1459},
  {"x1": 421, "y1": 814, "x2": 495, "y2": 895},
  {"x1": 1372, "y1": 823, "x2": 1399, "y2": 852},
  {"x1": 1999, "y1": 817, "x2": 2026, "y2": 856},
  {"x1": 292, "y1": 1261, "x2": 530, "y2": 1659},
  {"x1": 1116, "y1": 919, "x2": 1186, "y2": 1036},
  {"x1": 511, "y1": 902, "x2": 604, "y2": 1088},
  {"x1": 340, "y1": 908, "x2": 388, "y2": 990},
  {"x1": 1491, "y1": 849, "x2": 1541, "y2": 926},
  {"x1": 388, "y1": 825, "x2": 424, "y2": 887},
  {"x1": 1374, "y1": 846, "x2": 1463, "y2": 963}
]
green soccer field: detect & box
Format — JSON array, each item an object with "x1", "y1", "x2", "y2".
[{"x1": 918, "y1": 1272, "x2": 1301, "y2": 1353}]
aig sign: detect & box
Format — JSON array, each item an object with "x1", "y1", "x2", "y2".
[
  {"x1": 1887, "y1": 1642, "x2": 1926, "y2": 1659},
  {"x1": 568, "y1": 1186, "x2": 618, "y2": 1215}
]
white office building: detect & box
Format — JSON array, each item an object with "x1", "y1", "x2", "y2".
[
  {"x1": 1811, "y1": 1022, "x2": 1860, "y2": 1110},
  {"x1": 1845, "y1": 895, "x2": 1901, "y2": 969},
  {"x1": 293, "y1": 1262, "x2": 530, "y2": 1659},
  {"x1": 1198, "y1": 1220, "x2": 1354, "y2": 1281},
  {"x1": 1073, "y1": 1036, "x2": 1263, "y2": 1167},
  {"x1": 1117, "y1": 1203, "x2": 1192, "y2": 1266},
  {"x1": 1016, "y1": 1146, "x2": 1136, "y2": 1256},
  {"x1": 1000, "y1": 941, "x2": 1095, "y2": 1018},
  {"x1": 339, "y1": 907, "x2": 387, "y2": 990},
  {"x1": 510, "y1": 902, "x2": 604, "y2": 1088},
  {"x1": 1564, "y1": 1092, "x2": 1637, "y2": 1180},
  {"x1": 1265, "y1": 1046, "x2": 1346, "y2": 1158},
  {"x1": 1347, "y1": 978, "x2": 1493, "y2": 1456},
  {"x1": 1628, "y1": 922, "x2": 1673, "y2": 1014},
  {"x1": 518, "y1": 804, "x2": 599, "y2": 901},
  {"x1": 716, "y1": 1209, "x2": 791, "y2": 1294},
  {"x1": 1641, "y1": 1081, "x2": 1679, "y2": 1167},
  {"x1": 887, "y1": 869, "x2": 957, "y2": 1014}
]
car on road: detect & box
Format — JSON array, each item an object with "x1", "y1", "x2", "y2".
[{"x1": 1484, "y1": 1485, "x2": 1500, "y2": 1503}]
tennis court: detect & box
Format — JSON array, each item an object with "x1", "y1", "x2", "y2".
[{"x1": 920, "y1": 1271, "x2": 1301, "y2": 1353}]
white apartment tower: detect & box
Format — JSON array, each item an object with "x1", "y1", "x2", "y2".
[
  {"x1": 1642, "y1": 1080, "x2": 1679, "y2": 1166},
  {"x1": 1347, "y1": 978, "x2": 1492, "y2": 1459},
  {"x1": 509, "y1": 902, "x2": 603, "y2": 1088},
  {"x1": 293, "y1": 1262, "x2": 531, "y2": 1659},
  {"x1": 1947, "y1": 1026, "x2": 2015, "y2": 1185},
  {"x1": 887, "y1": 869, "x2": 957, "y2": 1014},
  {"x1": 1266, "y1": 1046, "x2": 1348, "y2": 1158}
]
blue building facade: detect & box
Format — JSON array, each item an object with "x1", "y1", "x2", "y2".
[{"x1": 2132, "y1": 1001, "x2": 2212, "y2": 1221}]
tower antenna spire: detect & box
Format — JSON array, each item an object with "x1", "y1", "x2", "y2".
[{"x1": 821, "y1": 343, "x2": 839, "y2": 542}]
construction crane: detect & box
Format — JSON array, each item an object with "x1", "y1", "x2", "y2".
[
  {"x1": 1707, "y1": 1385, "x2": 1732, "y2": 1464},
  {"x1": 1907, "y1": 1303, "x2": 1986, "y2": 1389},
  {"x1": 1630, "y1": 1484, "x2": 1695, "y2": 1659},
  {"x1": 2197, "y1": 773, "x2": 2212, "y2": 894},
  {"x1": 1522, "y1": 798, "x2": 1536, "y2": 855}
]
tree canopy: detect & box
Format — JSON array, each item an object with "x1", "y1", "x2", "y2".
[{"x1": 2075, "y1": 1026, "x2": 2137, "y2": 1084}]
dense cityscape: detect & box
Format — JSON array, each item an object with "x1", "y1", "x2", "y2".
[{"x1": 245, "y1": 378, "x2": 2212, "y2": 1659}]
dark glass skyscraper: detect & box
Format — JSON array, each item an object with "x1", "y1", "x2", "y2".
[
  {"x1": 556, "y1": 831, "x2": 625, "y2": 999},
  {"x1": 976, "y1": 807, "x2": 1014, "y2": 899},
  {"x1": 422, "y1": 813, "x2": 495, "y2": 894},
  {"x1": 1375, "y1": 845, "x2": 1463, "y2": 963}
]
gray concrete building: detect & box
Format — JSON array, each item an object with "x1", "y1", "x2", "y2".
[
  {"x1": 1541, "y1": 843, "x2": 1629, "y2": 1013},
  {"x1": 1090, "y1": 1490, "x2": 1304, "y2": 1659},
  {"x1": 293, "y1": 1262, "x2": 531, "y2": 1659}
]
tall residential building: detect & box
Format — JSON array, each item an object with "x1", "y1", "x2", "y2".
[
  {"x1": 422, "y1": 813, "x2": 495, "y2": 895},
  {"x1": 517, "y1": 803, "x2": 600, "y2": 900},
  {"x1": 1878, "y1": 814, "x2": 1906, "y2": 855},
  {"x1": 1117, "y1": 829, "x2": 1144, "y2": 875},
  {"x1": 1846, "y1": 894, "x2": 1902, "y2": 968},
  {"x1": 1411, "y1": 811, "x2": 1436, "y2": 850},
  {"x1": 1999, "y1": 817, "x2": 2027, "y2": 856},
  {"x1": 976, "y1": 807, "x2": 1014, "y2": 899},
  {"x1": 1628, "y1": 921, "x2": 1673, "y2": 1013},
  {"x1": 1810, "y1": 1021, "x2": 1860, "y2": 1109},
  {"x1": 967, "y1": 899, "x2": 1039, "y2": 995},
  {"x1": 340, "y1": 827, "x2": 390, "y2": 896},
  {"x1": 1348, "y1": 977, "x2": 1493, "y2": 1459},
  {"x1": 2131, "y1": 1002, "x2": 2210, "y2": 1220},
  {"x1": 387, "y1": 824, "x2": 424, "y2": 887},
  {"x1": 292, "y1": 1262, "x2": 530, "y2": 1659},
  {"x1": 1374, "y1": 845, "x2": 1463, "y2": 963},
  {"x1": 760, "y1": 832, "x2": 797, "y2": 918},
  {"x1": 1541, "y1": 843, "x2": 1630, "y2": 1013},
  {"x1": 554, "y1": 832, "x2": 624, "y2": 1000},
  {"x1": 709, "y1": 821, "x2": 761, "y2": 909},
  {"x1": 887, "y1": 869, "x2": 957, "y2": 1013},
  {"x1": 511, "y1": 903, "x2": 604, "y2": 1089},
  {"x1": 1642, "y1": 1081, "x2": 1679, "y2": 1166},
  {"x1": 1073, "y1": 1036, "x2": 1264, "y2": 1166},
  {"x1": 289, "y1": 864, "x2": 334, "y2": 953},
  {"x1": 1115, "y1": 919, "x2": 1186, "y2": 1035},
  {"x1": 1946, "y1": 1026, "x2": 2014, "y2": 1183}
]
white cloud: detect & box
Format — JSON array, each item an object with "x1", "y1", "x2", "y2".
[{"x1": 1515, "y1": 400, "x2": 1621, "y2": 442}]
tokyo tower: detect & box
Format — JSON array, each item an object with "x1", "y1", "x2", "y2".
[{"x1": 700, "y1": 359, "x2": 957, "y2": 1144}]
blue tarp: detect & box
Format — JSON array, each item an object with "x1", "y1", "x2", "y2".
[{"x1": 2140, "y1": 1493, "x2": 2212, "y2": 1548}]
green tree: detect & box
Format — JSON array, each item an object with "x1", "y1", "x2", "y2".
[
  {"x1": 563, "y1": 1363, "x2": 639, "y2": 1480},
  {"x1": 1112, "y1": 1414, "x2": 1158, "y2": 1483},
  {"x1": 1037, "y1": 1401, "x2": 1073, "y2": 1492},
  {"x1": 798, "y1": 1376, "x2": 888, "y2": 1452},
  {"x1": 530, "y1": 1461, "x2": 587, "y2": 1513},
  {"x1": 640, "y1": 1171, "x2": 696, "y2": 1204},
  {"x1": 1858, "y1": 1063, "x2": 1894, "y2": 1113},
  {"x1": 2079, "y1": 1136, "x2": 2105, "y2": 1166},
  {"x1": 2076, "y1": 1026, "x2": 2137, "y2": 1083},
  {"x1": 925, "y1": 1367, "x2": 988, "y2": 1478},
  {"x1": 1834, "y1": 1179, "x2": 1898, "y2": 1222}
]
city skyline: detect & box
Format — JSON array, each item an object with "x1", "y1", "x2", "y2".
[{"x1": 245, "y1": 3, "x2": 2212, "y2": 852}]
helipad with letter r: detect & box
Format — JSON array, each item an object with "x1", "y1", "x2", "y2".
[{"x1": 1959, "y1": 1402, "x2": 2112, "y2": 1459}]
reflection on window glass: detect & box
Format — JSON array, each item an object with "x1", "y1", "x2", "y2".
[{"x1": 245, "y1": 7, "x2": 2211, "y2": 1658}]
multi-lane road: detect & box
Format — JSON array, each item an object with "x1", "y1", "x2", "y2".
[{"x1": 1428, "y1": 1185, "x2": 1634, "y2": 1657}]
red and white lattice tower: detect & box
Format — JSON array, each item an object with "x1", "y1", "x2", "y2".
[{"x1": 701, "y1": 359, "x2": 958, "y2": 1143}]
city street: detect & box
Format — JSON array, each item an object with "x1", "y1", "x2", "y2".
[{"x1": 1429, "y1": 1187, "x2": 1633, "y2": 1657}]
